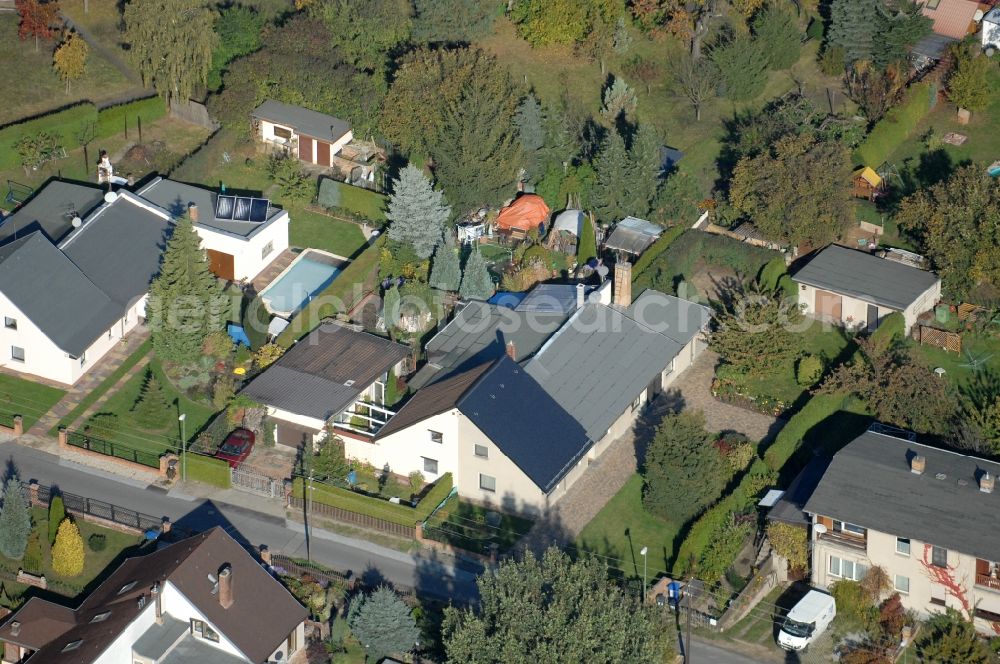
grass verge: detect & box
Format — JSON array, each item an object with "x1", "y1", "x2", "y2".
[{"x1": 0, "y1": 375, "x2": 65, "y2": 431}]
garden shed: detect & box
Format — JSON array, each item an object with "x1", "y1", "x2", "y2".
[
  {"x1": 852, "y1": 166, "x2": 885, "y2": 200},
  {"x1": 604, "y1": 216, "x2": 663, "y2": 258},
  {"x1": 494, "y1": 194, "x2": 549, "y2": 239}
]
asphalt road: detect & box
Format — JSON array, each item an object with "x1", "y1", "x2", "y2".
[
  {"x1": 686, "y1": 638, "x2": 783, "y2": 664},
  {"x1": 0, "y1": 441, "x2": 481, "y2": 603}
]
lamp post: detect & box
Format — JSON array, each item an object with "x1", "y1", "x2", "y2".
[
  {"x1": 178, "y1": 413, "x2": 187, "y2": 482},
  {"x1": 640, "y1": 546, "x2": 648, "y2": 603}
]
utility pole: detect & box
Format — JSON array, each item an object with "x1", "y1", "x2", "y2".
[{"x1": 685, "y1": 555, "x2": 696, "y2": 664}]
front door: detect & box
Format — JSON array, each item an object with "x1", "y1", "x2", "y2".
[
  {"x1": 867, "y1": 304, "x2": 880, "y2": 332},
  {"x1": 316, "y1": 140, "x2": 331, "y2": 167},
  {"x1": 298, "y1": 136, "x2": 313, "y2": 163},
  {"x1": 815, "y1": 290, "x2": 843, "y2": 321}
]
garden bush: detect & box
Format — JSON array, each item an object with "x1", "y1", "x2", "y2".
[
  {"x1": 22, "y1": 532, "x2": 42, "y2": 574},
  {"x1": 763, "y1": 393, "x2": 846, "y2": 470},
  {"x1": 796, "y1": 355, "x2": 824, "y2": 386},
  {"x1": 88, "y1": 533, "x2": 107, "y2": 552},
  {"x1": 855, "y1": 82, "x2": 933, "y2": 167},
  {"x1": 631, "y1": 224, "x2": 686, "y2": 283},
  {"x1": 699, "y1": 518, "x2": 753, "y2": 583},
  {"x1": 0, "y1": 103, "x2": 98, "y2": 171}
]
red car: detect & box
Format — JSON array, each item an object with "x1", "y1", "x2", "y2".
[{"x1": 215, "y1": 428, "x2": 255, "y2": 468}]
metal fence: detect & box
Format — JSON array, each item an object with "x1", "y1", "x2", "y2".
[
  {"x1": 288, "y1": 496, "x2": 415, "y2": 540},
  {"x1": 66, "y1": 429, "x2": 161, "y2": 468},
  {"x1": 270, "y1": 554, "x2": 353, "y2": 585},
  {"x1": 231, "y1": 463, "x2": 284, "y2": 499},
  {"x1": 32, "y1": 482, "x2": 164, "y2": 533}
]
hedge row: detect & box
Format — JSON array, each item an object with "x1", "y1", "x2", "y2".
[
  {"x1": 0, "y1": 97, "x2": 167, "y2": 171},
  {"x1": 292, "y1": 472, "x2": 453, "y2": 528},
  {"x1": 186, "y1": 453, "x2": 232, "y2": 488},
  {"x1": 631, "y1": 223, "x2": 687, "y2": 282},
  {"x1": 275, "y1": 235, "x2": 384, "y2": 346},
  {"x1": 854, "y1": 82, "x2": 933, "y2": 167}
]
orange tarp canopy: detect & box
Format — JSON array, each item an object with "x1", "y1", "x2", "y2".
[{"x1": 495, "y1": 194, "x2": 550, "y2": 233}]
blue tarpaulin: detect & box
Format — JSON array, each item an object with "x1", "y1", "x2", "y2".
[{"x1": 227, "y1": 324, "x2": 251, "y2": 347}]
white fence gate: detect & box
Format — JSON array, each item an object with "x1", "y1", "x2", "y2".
[{"x1": 230, "y1": 463, "x2": 284, "y2": 499}]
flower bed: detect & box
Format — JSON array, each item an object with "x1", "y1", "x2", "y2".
[{"x1": 711, "y1": 378, "x2": 790, "y2": 417}]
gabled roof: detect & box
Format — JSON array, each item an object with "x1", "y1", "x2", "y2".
[
  {"x1": 252, "y1": 99, "x2": 352, "y2": 143},
  {"x1": 0, "y1": 528, "x2": 307, "y2": 664},
  {"x1": 791, "y1": 244, "x2": 940, "y2": 311},
  {"x1": 526, "y1": 293, "x2": 709, "y2": 441},
  {"x1": 61, "y1": 193, "x2": 172, "y2": 308},
  {"x1": 0, "y1": 232, "x2": 123, "y2": 356},
  {"x1": 803, "y1": 429, "x2": 1000, "y2": 562},
  {"x1": 853, "y1": 166, "x2": 882, "y2": 188},
  {"x1": 0, "y1": 180, "x2": 104, "y2": 246},
  {"x1": 409, "y1": 300, "x2": 566, "y2": 390},
  {"x1": 376, "y1": 361, "x2": 493, "y2": 439},
  {"x1": 240, "y1": 323, "x2": 409, "y2": 420},
  {"x1": 457, "y1": 356, "x2": 591, "y2": 493}
]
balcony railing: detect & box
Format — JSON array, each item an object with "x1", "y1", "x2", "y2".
[
  {"x1": 977, "y1": 574, "x2": 1000, "y2": 592},
  {"x1": 332, "y1": 399, "x2": 396, "y2": 436},
  {"x1": 818, "y1": 531, "x2": 867, "y2": 552}
]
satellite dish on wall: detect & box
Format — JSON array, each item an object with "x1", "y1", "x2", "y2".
[
  {"x1": 71, "y1": 216, "x2": 82, "y2": 228},
  {"x1": 814, "y1": 523, "x2": 828, "y2": 535},
  {"x1": 104, "y1": 191, "x2": 118, "y2": 204}
]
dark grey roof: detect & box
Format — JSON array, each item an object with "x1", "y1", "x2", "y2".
[
  {"x1": 526, "y1": 294, "x2": 710, "y2": 441},
  {"x1": 0, "y1": 233, "x2": 122, "y2": 356},
  {"x1": 515, "y1": 283, "x2": 598, "y2": 315},
  {"x1": 791, "y1": 245, "x2": 940, "y2": 311},
  {"x1": 252, "y1": 99, "x2": 351, "y2": 143},
  {"x1": 409, "y1": 301, "x2": 567, "y2": 390},
  {"x1": 136, "y1": 177, "x2": 283, "y2": 238},
  {"x1": 0, "y1": 180, "x2": 104, "y2": 246},
  {"x1": 912, "y1": 32, "x2": 957, "y2": 59},
  {"x1": 457, "y1": 356, "x2": 591, "y2": 493},
  {"x1": 62, "y1": 194, "x2": 172, "y2": 308},
  {"x1": 131, "y1": 616, "x2": 188, "y2": 659},
  {"x1": 767, "y1": 456, "x2": 831, "y2": 527},
  {"x1": 803, "y1": 429, "x2": 1000, "y2": 561},
  {"x1": 159, "y1": 635, "x2": 247, "y2": 664},
  {"x1": 240, "y1": 323, "x2": 409, "y2": 421},
  {"x1": 628, "y1": 290, "x2": 712, "y2": 346}
]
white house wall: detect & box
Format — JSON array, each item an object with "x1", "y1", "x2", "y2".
[
  {"x1": 984, "y1": 19, "x2": 1000, "y2": 47},
  {"x1": 160, "y1": 581, "x2": 245, "y2": 659},
  {"x1": 195, "y1": 212, "x2": 289, "y2": 282},
  {"x1": 903, "y1": 279, "x2": 942, "y2": 334},
  {"x1": 349, "y1": 409, "x2": 459, "y2": 482},
  {"x1": 0, "y1": 289, "x2": 142, "y2": 386},
  {"x1": 259, "y1": 119, "x2": 295, "y2": 146},
  {"x1": 90, "y1": 603, "x2": 158, "y2": 663}
]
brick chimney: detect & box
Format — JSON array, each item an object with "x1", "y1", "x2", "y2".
[
  {"x1": 910, "y1": 455, "x2": 926, "y2": 475},
  {"x1": 218, "y1": 564, "x2": 234, "y2": 609},
  {"x1": 505, "y1": 340, "x2": 517, "y2": 361},
  {"x1": 981, "y1": 472, "x2": 995, "y2": 494},
  {"x1": 188, "y1": 204, "x2": 199, "y2": 222},
  {"x1": 613, "y1": 262, "x2": 632, "y2": 308}
]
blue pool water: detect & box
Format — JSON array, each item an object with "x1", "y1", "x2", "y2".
[{"x1": 262, "y1": 256, "x2": 341, "y2": 315}]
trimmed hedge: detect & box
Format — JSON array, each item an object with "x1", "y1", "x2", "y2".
[
  {"x1": 871, "y1": 311, "x2": 904, "y2": 349},
  {"x1": 855, "y1": 82, "x2": 933, "y2": 167},
  {"x1": 762, "y1": 393, "x2": 847, "y2": 470},
  {"x1": 0, "y1": 97, "x2": 168, "y2": 171},
  {"x1": 185, "y1": 453, "x2": 232, "y2": 488},
  {"x1": 96, "y1": 96, "x2": 167, "y2": 141},
  {"x1": 317, "y1": 178, "x2": 387, "y2": 222},
  {"x1": 292, "y1": 472, "x2": 454, "y2": 528},
  {"x1": 632, "y1": 223, "x2": 687, "y2": 281},
  {"x1": 275, "y1": 235, "x2": 383, "y2": 346}
]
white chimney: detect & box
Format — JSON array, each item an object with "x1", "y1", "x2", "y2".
[{"x1": 576, "y1": 283, "x2": 586, "y2": 309}]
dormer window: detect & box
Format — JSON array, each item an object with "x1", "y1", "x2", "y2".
[
  {"x1": 117, "y1": 581, "x2": 137, "y2": 595},
  {"x1": 62, "y1": 640, "x2": 83, "y2": 652},
  {"x1": 90, "y1": 611, "x2": 111, "y2": 623}
]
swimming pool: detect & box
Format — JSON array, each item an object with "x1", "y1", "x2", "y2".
[{"x1": 260, "y1": 249, "x2": 346, "y2": 317}]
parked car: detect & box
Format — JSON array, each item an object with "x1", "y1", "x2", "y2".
[
  {"x1": 777, "y1": 589, "x2": 836, "y2": 651},
  {"x1": 215, "y1": 428, "x2": 255, "y2": 468}
]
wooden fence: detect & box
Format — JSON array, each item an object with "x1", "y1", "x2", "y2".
[
  {"x1": 288, "y1": 496, "x2": 416, "y2": 539},
  {"x1": 913, "y1": 325, "x2": 962, "y2": 353}
]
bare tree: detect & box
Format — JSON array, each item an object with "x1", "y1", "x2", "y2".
[{"x1": 672, "y1": 53, "x2": 717, "y2": 121}]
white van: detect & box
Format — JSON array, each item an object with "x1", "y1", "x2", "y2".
[{"x1": 777, "y1": 590, "x2": 836, "y2": 651}]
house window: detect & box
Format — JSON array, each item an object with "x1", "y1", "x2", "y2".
[
  {"x1": 273, "y1": 125, "x2": 293, "y2": 140},
  {"x1": 926, "y1": 0, "x2": 940, "y2": 8},
  {"x1": 834, "y1": 520, "x2": 865, "y2": 537},
  {"x1": 429, "y1": 430, "x2": 443, "y2": 444},
  {"x1": 10, "y1": 346, "x2": 24, "y2": 362},
  {"x1": 829, "y1": 555, "x2": 867, "y2": 581},
  {"x1": 261, "y1": 240, "x2": 274, "y2": 260},
  {"x1": 287, "y1": 629, "x2": 298, "y2": 653},
  {"x1": 894, "y1": 575, "x2": 910, "y2": 594},
  {"x1": 3, "y1": 317, "x2": 15, "y2": 330},
  {"x1": 474, "y1": 444, "x2": 488, "y2": 458},
  {"x1": 191, "y1": 619, "x2": 220, "y2": 642},
  {"x1": 896, "y1": 537, "x2": 910, "y2": 556},
  {"x1": 422, "y1": 457, "x2": 438, "y2": 475},
  {"x1": 932, "y1": 546, "x2": 948, "y2": 568},
  {"x1": 479, "y1": 474, "x2": 496, "y2": 492}
]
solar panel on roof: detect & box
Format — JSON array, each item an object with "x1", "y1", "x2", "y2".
[
  {"x1": 233, "y1": 197, "x2": 252, "y2": 221},
  {"x1": 216, "y1": 195, "x2": 235, "y2": 220},
  {"x1": 214, "y1": 196, "x2": 270, "y2": 222},
  {"x1": 249, "y1": 198, "x2": 269, "y2": 222}
]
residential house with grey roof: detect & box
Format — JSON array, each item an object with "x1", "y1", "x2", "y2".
[
  {"x1": 0, "y1": 527, "x2": 307, "y2": 664},
  {"x1": 792, "y1": 245, "x2": 941, "y2": 334},
  {"x1": 240, "y1": 322, "x2": 409, "y2": 449},
  {"x1": 0, "y1": 177, "x2": 290, "y2": 385},
  {"x1": 804, "y1": 426, "x2": 1000, "y2": 634},
  {"x1": 354, "y1": 263, "x2": 710, "y2": 514}
]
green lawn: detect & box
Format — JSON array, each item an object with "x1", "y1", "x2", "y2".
[
  {"x1": 424, "y1": 498, "x2": 534, "y2": 554},
  {"x1": 51, "y1": 339, "x2": 152, "y2": 435},
  {"x1": 0, "y1": 507, "x2": 142, "y2": 600},
  {"x1": 0, "y1": 375, "x2": 65, "y2": 431},
  {"x1": 288, "y1": 207, "x2": 368, "y2": 258},
  {"x1": 0, "y1": 16, "x2": 137, "y2": 126},
  {"x1": 575, "y1": 474, "x2": 680, "y2": 580},
  {"x1": 910, "y1": 331, "x2": 1000, "y2": 390},
  {"x1": 85, "y1": 359, "x2": 219, "y2": 456},
  {"x1": 719, "y1": 322, "x2": 855, "y2": 408}
]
